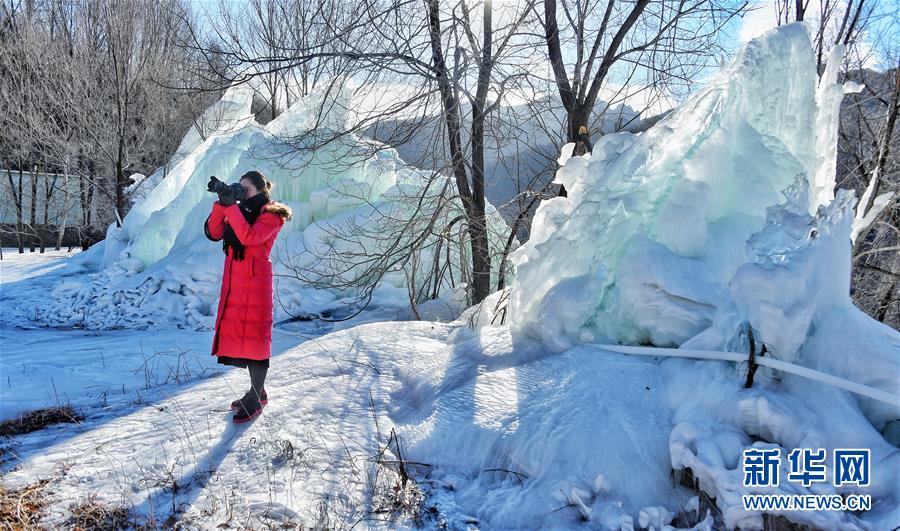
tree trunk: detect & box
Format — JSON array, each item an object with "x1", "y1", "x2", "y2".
[
  {"x1": 875, "y1": 281, "x2": 896, "y2": 323},
  {"x1": 468, "y1": 0, "x2": 494, "y2": 304},
  {"x1": 87, "y1": 175, "x2": 95, "y2": 227},
  {"x1": 115, "y1": 142, "x2": 126, "y2": 228},
  {"x1": 271, "y1": 83, "x2": 278, "y2": 122},
  {"x1": 30, "y1": 165, "x2": 38, "y2": 251},
  {"x1": 57, "y1": 166, "x2": 70, "y2": 251},
  {"x1": 79, "y1": 170, "x2": 88, "y2": 228},
  {"x1": 16, "y1": 167, "x2": 24, "y2": 253},
  {"x1": 44, "y1": 170, "x2": 58, "y2": 226},
  {"x1": 853, "y1": 61, "x2": 900, "y2": 256},
  {"x1": 567, "y1": 106, "x2": 589, "y2": 143},
  {"x1": 6, "y1": 168, "x2": 23, "y2": 253},
  {"x1": 427, "y1": 0, "x2": 492, "y2": 304}
]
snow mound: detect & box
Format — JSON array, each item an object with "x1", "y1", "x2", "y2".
[{"x1": 2, "y1": 83, "x2": 509, "y2": 331}]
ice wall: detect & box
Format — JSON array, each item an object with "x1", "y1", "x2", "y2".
[
  {"x1": 8, "y1": 83, "x2": 509, "y2": 330},
  {"x1": 506, "y1": 24, "x2": 898, "y2": 421}
]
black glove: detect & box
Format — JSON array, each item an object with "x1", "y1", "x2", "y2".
[
  {"x1": 217, "y1": 186, "x2": 236, "y2": 207},
  {"x1": 207, "y1": 176, "x2": 218, "y2": 193}
]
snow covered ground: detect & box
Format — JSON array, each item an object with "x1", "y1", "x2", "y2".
[
  {"x1": 1, "y1": 248, "x2": 686, "y2": 529},
  {"x1": 0, "y1": 248, "x2": 336, "y2": 417},
  {"x1": 1, "y1": 22, "x2": 899, "y2": 531},
  {"x1": 1, "y1": 252, "x2": 897, "y2": 530},
  {"x1": 1, "y1": 248, "x2": 694, "y2": 529}
]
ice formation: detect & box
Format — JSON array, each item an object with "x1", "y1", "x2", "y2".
[
  {"x1": 2, "y1": 83, "x2": 509, "y2": 330},
  {"x1": 506, "y1": 22, "x2": 897, "y2": 387},
  {"x1": 501, "y1": 22, "x2": 898, "y2": 529}
]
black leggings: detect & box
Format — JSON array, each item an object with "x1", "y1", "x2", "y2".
[{"x1": 248, "y1": 363, "x2": 268, "y2": 402}]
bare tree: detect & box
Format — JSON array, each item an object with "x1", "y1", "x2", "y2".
[
  {"x1": 0, "y1": 0, "x2": 224, "y2": 254},
  {"x1": 841, "y1": 51, "x2": 899, "y2": 326},
  {"x1": 542, "y1": 0, "x2": 747, "y2": 144},
  {"x1": 776, "y1": 0, "x2": 873, "y2": 74},
  {"x1": 81, "y1": 0, "x2": 188, "y2": 226},
  {"x1": 185, "y1": 0, "x2": 539, "y2": 306}
]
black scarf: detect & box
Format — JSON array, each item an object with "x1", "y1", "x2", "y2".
[{"x1": 217, "y1": 193, "x2": 269, "y2": 261}]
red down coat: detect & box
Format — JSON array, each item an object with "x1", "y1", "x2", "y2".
[{"x1": 206, "y1": 199, "x2": 289, "y2": 360}]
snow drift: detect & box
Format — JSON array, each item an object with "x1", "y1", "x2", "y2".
[{"x1": 1, "y1": 84, "x2": 509, "y2": 331}]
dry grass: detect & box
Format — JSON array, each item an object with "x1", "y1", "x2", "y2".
[
  {"x1": 64, "y1": 497, "x2": 136, "y2": 530},
  {"x1": 0, "y1": 406, "x2": 84, "y2": 437},
  {"x1": 366, "y1": 428, "x2": 428, "y2": 527},
  {"x1": 0, "y1": 478, "x2": 51, "y2": 530}
]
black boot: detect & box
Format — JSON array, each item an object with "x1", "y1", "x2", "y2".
[
  {"x1": 231, "y1": 388, "x2": 267, "y2": 411},
  {"x1": 233, "y1": 395, "x2": 262, "y2": 424},
  {"x1": 233, "y1": 362, "x2": 269, "y2": 424}
]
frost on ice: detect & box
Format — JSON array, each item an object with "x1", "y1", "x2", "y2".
[{"x1": 3, "y1": 83, "x2": 509, "y2": 330}]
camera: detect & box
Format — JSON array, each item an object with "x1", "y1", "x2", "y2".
[{"x1": 207, "y1": 175, "x2": 247, "y2": 201}]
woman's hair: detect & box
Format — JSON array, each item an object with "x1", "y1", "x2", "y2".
[
  {"x1": 238, "y1": 169, "x2": 293, "y2": 221},
  {"x1": 240, "y1": 170, "x2": 274, "y2": 198}
]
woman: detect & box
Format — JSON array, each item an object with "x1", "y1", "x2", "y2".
[{"x1": 204, "y1": 170, "x2": 292, "y2": 423}]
